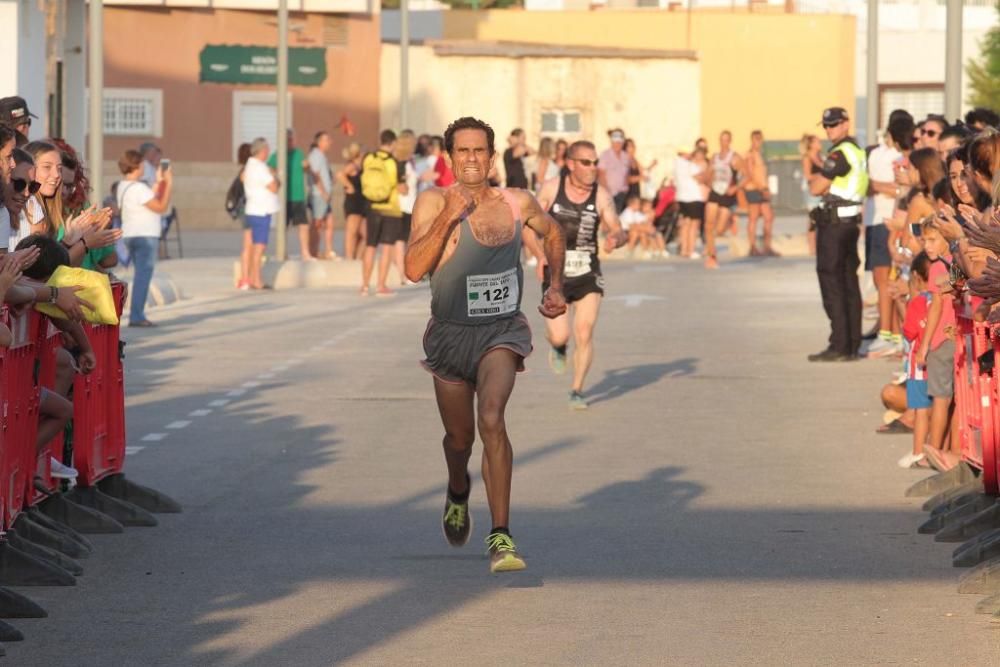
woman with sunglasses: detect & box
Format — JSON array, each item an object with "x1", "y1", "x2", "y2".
[{"x1": 0, "y1": 148, "x2": 44, "y2": 252}]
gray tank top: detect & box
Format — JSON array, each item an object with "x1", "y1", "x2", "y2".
[{"x1": 430, "y1": 189, "x2": 524, "y2": 325}]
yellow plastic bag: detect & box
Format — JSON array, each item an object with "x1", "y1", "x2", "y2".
[{"x1": 35, "y1": 266, "x2": 119, "y2": 325}]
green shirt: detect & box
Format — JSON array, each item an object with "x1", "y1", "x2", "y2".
[
  {"x1": 267, "y1": 148, "x2": 307, "y2": 202},
  {"x1": 55, "y1": 217, "x2": 117, "y2": 271}
]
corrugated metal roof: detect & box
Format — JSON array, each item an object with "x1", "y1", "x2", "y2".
[{"x1": 427, "y1": 40, "x2": 698, "y2": 60}]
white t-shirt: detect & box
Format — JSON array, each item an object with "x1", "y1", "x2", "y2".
[
  {"x1": 0, "y1": 207, "x2": 10, "y2": 251},
  {"x1": 0, "y1": 199, "x2": 46, "y2": 250},
  {"x1": 867, "y1": 143, "x2": 901, "y2": 227},
  {"x1": 399, "y1": 160, "x2": 417, "y2": 215},
  {"x1": 307, "y1": 147, "x2": 332, "y2": 194},
  {"x1": 243, "y1": 157, "x2": 280, "y2": 217},
  {"x1": 118, "y1": 180, "x2": 161, "y2": 238},
  {"x1": 674, "y1": 157, "x2": 705, "y2": 203},
  {"x1": 619, "y1": 208, "x2": 647, "y2": 231}
]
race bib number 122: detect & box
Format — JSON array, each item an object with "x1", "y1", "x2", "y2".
[{"x1": 467, "y1": 268, "x2": 519, "y2": 317}]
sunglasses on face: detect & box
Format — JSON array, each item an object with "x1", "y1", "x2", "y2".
[
  {"x1": 921, "y1": 128, "x2": 939, "y2": 138},
  {"x1": 570, "y1": 157, "x2": 599, "y2": 167},
  {"x1": 11, "y1": 178, "x2": 41, "y2": 195}
]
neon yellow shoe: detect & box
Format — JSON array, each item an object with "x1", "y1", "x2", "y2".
[{"x1": 486, "y1": 532, "x2": 526, "y2": 573}]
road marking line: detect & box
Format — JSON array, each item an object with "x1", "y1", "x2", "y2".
[
  {"x1": 208, "y1": 399, "x2": 230, "y2": 407},
  {"x1": 142, "y1": 433, "x2": 167, "y2": 442},
  {"x1": 166, "y1": 420, "x2": 191, "y2": 429},
  {"x1": 241, "y1": 381, "x2": 261, "y2": 389},
  {"x1": 226, "y1": 389, "x2": 246, "y2": 397},
  {"x1": 189, "y1": 409, "x2": 212, "y2": 417},
  {"x1": 257, "y1": 373, "x2": 275, "y2": 380},
  {"x1": 271, "y1": 365, "x2": 288, "y2": 373},
  {"x1": 125, "y1": 446, "x2": 145, "y2": 455}
]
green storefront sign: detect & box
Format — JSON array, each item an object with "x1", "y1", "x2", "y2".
[{"x1": 199, "y1": 45, "x2": 327, "y2": 86}]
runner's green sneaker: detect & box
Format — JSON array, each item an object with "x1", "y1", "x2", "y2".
[
  {"x1": 486, "y1": 531, "x2": 526, "y2": 573},
  {"x1": 548, "y1": 346, "x2": 567, "y2": 375},
  {"x1": 568, "y1": 390, "x2": 588, "y2": 411},
  {"x1": 442, "y1": 479, "x2": 472, "y2": 547}
]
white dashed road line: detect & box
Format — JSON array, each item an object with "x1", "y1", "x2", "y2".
[
  {"x1": 142, "y1": 433, "x2": 168, "y2": 442},
  {"x1": 165, "y1": 420, "x2": 191, "y2": 430}
]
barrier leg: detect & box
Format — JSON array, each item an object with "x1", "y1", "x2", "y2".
[
  {"x1": 919, "y1": 496, "x2": 997, "y2": 534},
  {"x1": 905, "y1": 461, "x2": 978, "y2": 497},
  {"x1": 958, "y1": 557, "x2": 1000, "y2": 594},
  {"x1": 975, "y1": 592, "x2": 1000, "y2": 614},
  {"x1": 0, "y1": 540, "x2": 76, "y2": 586},
  {"x1": 64, "y1": 486, "x2": 157, "y2": 528},
  {"x1": 38, "y1": 493, "x2": 123, "y2": 534},
  {"x1": 97, "y1": 474, "x2": 182, "y2": 514},
  {"x1": 921, "y1": 479, "x2": 985, "y2": 513},
  {"x1": 936, "y1": 503, "x2": 1000, "y2": 543},
  {"x1": 953, "y1": 527, "x2": 1000, "y2": 567},
  {"x1": 11, "y1": 516, "x2": 89, "y2": 560},
  {"x1": 4, "y1": 532, "x2": 82, "y2": 577},
  {"x1": 0, "y1": 620, "x2": 22, "y2": 642},
  {"x1": 928, "y1": 490, "x2": 993, "y2": 519},
  {"x1": 24, "y1": 507, "x2": 93, "y2": 553},
  {"x1": 0, "y1": 587, "x2": 46, "y2": 618}
]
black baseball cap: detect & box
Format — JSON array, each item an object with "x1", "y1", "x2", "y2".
[
  {"x1": 0, "y1": 97, "x2": 37, "y2": 127},
  {"x1": 820, "y1": 107, "x2": 849, "y2": 127}
]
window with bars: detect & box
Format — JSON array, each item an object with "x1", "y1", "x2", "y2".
[
  {"x1": 102, "y1": 89, "x2": 162, "y2": 137},
  {"x1": 541, "y1": 110, "x2": 581, "y2": 135}
]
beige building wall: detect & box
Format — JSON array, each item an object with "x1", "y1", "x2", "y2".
[
  {"x1": 441, "y1": 10, "x2": 856, "y2": 147},
  {"x1": 381, "y1": 44, "x2": 700, "y2": 184}
]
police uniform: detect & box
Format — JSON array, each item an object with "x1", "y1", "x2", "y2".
[
  {"x1": 542, "y1": 174, "x2": 605, "y2": 303},
  {"x1": 813, "y1": 108, "x2": 869, "y2": 360}
]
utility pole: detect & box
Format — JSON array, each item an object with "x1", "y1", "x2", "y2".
[
  {"x1": 275, "y1": 0, "x2": 288, "y2": 261},
  {"x1": 865, "y1": 0, "x2": 878, "y2": 145},
  {"x1": 944, "y1": 0, "x2": 962, "y2": 121},
  {"x1": 88, "y1": 0, "x2": 103, "y2": 203},
  {"x1": 400, "y1": 0, "x2": 409, "y2": 130}
]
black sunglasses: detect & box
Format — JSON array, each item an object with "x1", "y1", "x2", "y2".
[
  {"x1": 920, "y1": 128, "x2": 940, "y2": 138},
  {"x1": 11, "y1": 178, "x2": 41, "y2": 195},
  {"x1": 570, "y1": 157, "x2": 599, "y2": 167}
]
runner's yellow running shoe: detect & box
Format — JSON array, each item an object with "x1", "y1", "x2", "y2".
[{"x1": 486, "y1": 532, "x2": 526, "y2": 573}]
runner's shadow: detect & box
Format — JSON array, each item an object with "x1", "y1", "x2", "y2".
[{"x1": 585, "y1": 358, "x2": 697, "y2": 405}]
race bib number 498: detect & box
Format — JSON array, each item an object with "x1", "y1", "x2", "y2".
[{"x1": 467, "y1": 268, "x2": 519, "y2": 317}]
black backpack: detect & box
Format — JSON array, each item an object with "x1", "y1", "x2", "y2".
[{"x1": 225, "y1": 174, "x2": 245, "y2": 220}]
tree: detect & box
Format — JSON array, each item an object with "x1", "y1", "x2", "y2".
[{"x1": 967, "y1": 1, "x2": 1000, "y2": 110}]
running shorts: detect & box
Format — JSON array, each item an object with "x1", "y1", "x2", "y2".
[
  {"x1": 542, "y1": 265, "x2": 605, "y2": 304},
  {"x1": 421, "y1": 314, "x2": 532, "y2": 385}
]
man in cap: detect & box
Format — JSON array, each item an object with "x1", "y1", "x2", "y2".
[
  {"x1": 0, "y1": 97, "x2": 37, "y2": 139},
  {"x1": 807, "y1": 107, "x2": 869, "y2": 362}
]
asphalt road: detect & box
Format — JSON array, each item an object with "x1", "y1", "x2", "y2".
[{"x1": 9, "y1": 254, "x2": 1000, "y2": 665}]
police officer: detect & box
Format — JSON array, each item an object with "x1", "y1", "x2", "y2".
[{"x1": 807, "y1": 107, "x2": 869, "y2": 362}]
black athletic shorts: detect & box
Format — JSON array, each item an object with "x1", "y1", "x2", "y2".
[
  {"x1": 707, "y1": 191, "x2": 736, "y2": 208},
  {"x1": 286, "y1": 201, "x2": 308, "y2": 226},
  {"x1": 678, "y1": 201, "x2": 705, "y2": 221},
  {"x1": 366, "y1": 211, "x2": 403, "y2": 246},
  {"x1": 542, "y1": 265, "x2": 605, "y2": 305}
]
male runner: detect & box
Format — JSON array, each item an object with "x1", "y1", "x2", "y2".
[
  {"x1": 703, "y1": 130, "x2": 741, "y2": 270},
  {"x1": 405, "y1": 117, "x2": 567, "y2": 574},
  {"x1": 534, "y1": 141, "x2": 626, "y2": 410},
  {"x1": 741, "y1": 130, "x2": 779, "y2": 257}
]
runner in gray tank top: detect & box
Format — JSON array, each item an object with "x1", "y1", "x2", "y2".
[{"x1": 405, "y1": 117, "x2": 567, "y2": 574}]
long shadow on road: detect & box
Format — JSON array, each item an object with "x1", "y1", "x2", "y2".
[{"x1": 586, "y1": 358, "x2": 697, "y2": 405}]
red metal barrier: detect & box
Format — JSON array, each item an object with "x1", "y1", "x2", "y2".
[
  {"x1": 0, "y1": 307, "x2": 42, "y2": 530},
  {"x1": 72, "y1": 282, "x2": 127, "y2": 487},
  {"x1": 31, "y1": 320, "x2": 65, "y2": 504}
]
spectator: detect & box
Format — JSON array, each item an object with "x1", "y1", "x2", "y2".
[
  {"x1": 897, "y1": 251, "x2": 933, "y2": 469},
  {"x1": 336, "y1": 142, "x2": 366, "y2": 260},
  {"x1": 864, "y1": 127, "x2": 903, "y2": 358},
  {"x1": 427, "y1": 136, "x2": 454, "y2": 188},
  {"x1": 360, "y1": 129, "x2": 403, "y2": 297},
  {"x1": 307, "y1": 130, "x2": 337, "y2": 260},
  {"x1": 535, "y1": 137, "x2": 559, "y2": 190},
  {"x1": 241, "y1": 138, "x2": 279, "y2": 291},
  {"x1": 964, "y1": 107, "x2": 999, "y2": 132},
  {"x1": 394, "y1": 130, "x2": 418, "y2": 285},
  {"x1": 0, "y1": 96, "x2": 36, "y2": 140},
  {"x1": 54, "y1": 138, "x2": 117, "y2": 271},
  {"x1": 555, "y1": 139, "x2": 568, "y2": 173},
  {"x1": 0, "y1": 125, "x2": 17, "y2": 251},
  {"x1": 231, "y1": 142, "x2": 252, "y2": 290},
  {"x1": 624, "y1": 138, "x2": 657, "y2": 201},
  {"x1": 503, "y1": 128, "x2": 532, "y2": 189},
  {"x1": 268, "y1": 129, "x2": 313, "y2": 261},
  {"x1": 937, "y1": 123, "x2": 970, "y2": 161},
  {"x1": 138, "y1": 142, "x2": 162, "y2": 187},
  {"x1": 598, "y1": 128, "x2": 630, "y2": 212},
  {"x1": 801, "y1": 133, "x2": 824, "y2": 255},
  {"x1": 117, "y1": 148, "x2": 174, "y2": 326},
  {"x1": 0, "y1": 148, "x2": 42, "y2": 252},
  {"x1": 674, "y1": 144, "x2": 708, "y2": 260}
]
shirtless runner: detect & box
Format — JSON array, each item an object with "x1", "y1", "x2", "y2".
[
  {"x1": 404, "y1": 117, "x2": 567, "y2": 573},
  {"x1": 534, "y1": 140, "x2": 626, "y2": 410},
  {"x1": 741, "y1": 130, "x2": 779, "y2": 257}
]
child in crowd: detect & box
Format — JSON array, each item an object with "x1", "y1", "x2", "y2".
[
  {"x1": 916, "y1": 222, "x2": 959, "y2": 471},
  {"x1": 620, "y1": 196, "x2": 667, "y2": 259},
  {"x1": 898, "y1": 252, "x2": 933, "y2": 468}
]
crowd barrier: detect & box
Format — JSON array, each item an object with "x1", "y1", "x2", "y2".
[
  {"x1": 0, "y1": 281, "x2": 180, "y2": 655},
  {"x1": 953, "y1": 313, "x2": 1000, "y2": 496}
]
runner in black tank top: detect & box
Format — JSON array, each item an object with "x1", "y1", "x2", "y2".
[{"x1": 534, "y1": 140, "x2": 627, "y2": 410}]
